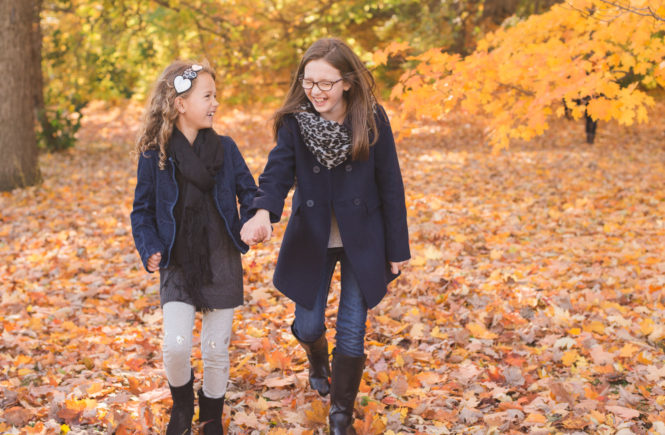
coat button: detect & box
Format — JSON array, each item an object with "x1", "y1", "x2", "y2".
[
  {"x1": 345, "y1": 164, "x2": 352, "y2": 172},
  {"x1": 313, "y1": 166, "x2": 320, "y2": 174},
  {"x1": 306, "y1": 200, "x2": 314, "y2": 207},
  {"x1": 353, "y1": 198, "x2": 361, "y2": 206}
]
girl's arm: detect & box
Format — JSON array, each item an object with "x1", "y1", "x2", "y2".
[
  {"x1": 251, "y1": 120, "x2": 297, "y2": 223},
  {"x1": 130, "y1": 154, "x2": 164, "y2": 272},
  {"x1": 374, "y1": 107, "x2": 411, "y2": 263},
  {"x1": 228, "y1": 138, "x2": 258, "y2": 224}
]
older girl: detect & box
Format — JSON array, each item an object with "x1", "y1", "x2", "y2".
[{"x1": 241, "y1": 38, "x2": 410, "y2": 434}]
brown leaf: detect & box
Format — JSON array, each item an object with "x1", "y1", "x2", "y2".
[{"x1": 2, "y1": 406, "x2": 31, "y2": 426}]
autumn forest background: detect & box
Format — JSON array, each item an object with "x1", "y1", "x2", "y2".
[{"x1": 2, "y1": 0, "x2": 665, "y2": 433}]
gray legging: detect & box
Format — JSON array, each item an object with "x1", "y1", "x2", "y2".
[{"x1": 162, "y1": 301, "x2": 234, "y2": 398}]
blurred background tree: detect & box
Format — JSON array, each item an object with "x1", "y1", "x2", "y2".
[
  {"x1": 2, "y1": 0, "x2": 663, "y2": 190},
  {"x1": 378, "y1": 0, "x2": 665, "y2": 150},
  {"x1": 0, "y1": 0, "x2": 42, "y2": 191}
]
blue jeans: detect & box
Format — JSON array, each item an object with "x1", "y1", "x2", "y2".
[{"x1": 292, "y1": 248, "x2": 368, "y2": 357}]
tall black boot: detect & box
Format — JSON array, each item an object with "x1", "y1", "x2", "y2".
[
  {"x1": 329, "y1": 352, "x2": 366, "y2": 435},
  {"x1": 198, "y1": 389, "x2": 225, "y2": 435},
  {"x1": 292, "y1": 324, "x2": 331, "y2": 396},
  {"x1": 166, "y1": 371, "x2": 194, "y2": 435}
]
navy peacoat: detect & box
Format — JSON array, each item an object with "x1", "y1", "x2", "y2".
[
  {"x1": 130, "y1": 130, "x2": 257, "y2": 272},
  {"x1": 251, "y1": 105, "x2": 410, "y2": 309}
]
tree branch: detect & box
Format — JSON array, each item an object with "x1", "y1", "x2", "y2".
[
  {"x1": 586, "y1": 0, "x2": 665, "y2": 21},
  {"x1": 597, "y1": 0, "x2": 665, "y2": 20},
  {"x1": 497, "y1": 82, "x2": 535, "y2": 96}
]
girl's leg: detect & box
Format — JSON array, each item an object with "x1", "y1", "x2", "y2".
[
  {"x1": 334, "y1": 252, "x2": 368, "y2": 357},
  {"x1": 198, "y1": 308, "x2": 234, "y2": 434},
  {"x1": 162, "y1": 301, "x2": 196, "y2": 434},
  {"x1": 200, "y1": 308, "x2": 235, "y2": 398},
  {"x1": 329, "y1": 252, "x2": 368, "y2": 435},
  {"x1": 162, "y1": 301, "x2": 196, "y2": 386},
  {"x1": 292, "y1": 249, "x2": 339, "y2": 396},
  {"x1": 292, "y1": 249, "x2": 338, "y2": 341}
]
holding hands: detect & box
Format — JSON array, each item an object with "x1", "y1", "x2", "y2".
[{"x1": 241, "y1": 209, "x2": 272, "y2": 246}]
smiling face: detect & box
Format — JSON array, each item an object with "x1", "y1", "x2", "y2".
[
  {"x1": 303, "y1": 59, "x2": 351, "y2": 124},
  {"x1": 175, "y1": 71, "x2": 218, "y2": 142}
]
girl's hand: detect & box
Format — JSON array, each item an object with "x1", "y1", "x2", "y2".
[
  {"x1": 147, "y1": 252, "x2": 162, "y2": 272},
  {"x1": 390, "y1": 260, "x2": 408, "y2": 274},
  {"x1": 241, "y1": 209, "x2": 272, "y2": 245}
]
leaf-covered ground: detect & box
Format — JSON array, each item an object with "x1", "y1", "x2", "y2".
[{"x1": 2, "y1": 102, "x2": 665, "y2": 434}]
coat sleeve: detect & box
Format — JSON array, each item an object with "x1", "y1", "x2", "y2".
[
  {"x1": 251, "y1": 120, "x2": 297, "y2": 223},
  {"x1": 228, "y1": 139, "x2": 258, "y2": 224},
  {"x1": 130, "y1": 153, "x2": 165, "y2": 272},
  {"x1": 374, "y1": 106, "x2": 411, "y2": 262}
]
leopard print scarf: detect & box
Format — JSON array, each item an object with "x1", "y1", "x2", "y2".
[{"x1": 294, "y1": 104, "x2": 351, "y2": 169}]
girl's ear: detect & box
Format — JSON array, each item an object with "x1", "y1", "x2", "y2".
[
  {"x1": 343, "y1": 81, "x2": 351, "y2": 92},
  {"x1": 175, "y1": 96, "x2": 185, "y2": 113}
]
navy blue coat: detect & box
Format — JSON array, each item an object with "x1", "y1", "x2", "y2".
[
  {"x1": 131, "y1": 132, "x2": 257, "y2": 272},
  {"x1": 252, "y1": 106, "x2": 410, "y2": 309}
]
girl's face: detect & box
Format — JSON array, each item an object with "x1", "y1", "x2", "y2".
[
  {"x1": 303, "y1": 59, "x2": 351, "y2": 124},
  {"x1": 176, "y1": 72, "x2": 218, "y2": 134}
]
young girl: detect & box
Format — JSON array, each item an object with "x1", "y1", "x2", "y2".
[
  {"x1": 131, "y1": 60, "x2": 256, "y2": 435},
  {"x1": 240, "y1": 38, "x2": 410, "y2": 434}
]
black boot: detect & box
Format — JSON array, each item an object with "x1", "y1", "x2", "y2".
[
  {"x1": 166, "y1": 372, "x2": 194, "y2": 435},
  {"x1": 198, "y1": 389, "x2": 224, "y2": 435},
  {"x1": 329, "y1": 352, "x2": 366, "y2": 435},
  {"x1": 292, "y1": 325, "x2": 331, "y2": 396}
]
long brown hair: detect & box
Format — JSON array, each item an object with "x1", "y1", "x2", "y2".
[
  {"x1": 273, "y1": 38, "x2": 378, "y2": 161},
  {"x1": 135, "y1": 60, "x2": 216, "y2": 169}
]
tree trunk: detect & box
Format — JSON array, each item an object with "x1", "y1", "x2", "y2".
[
  {"x1": 32, "y1": 0, "x2": 44, "y2": 113},
  {"x1": 0, "y1": 0, "x2": 41, "y2": 191}
]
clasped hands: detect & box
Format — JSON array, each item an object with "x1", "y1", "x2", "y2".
[{"x1": 241, "y1": 209, "x2": 272, "y2": 246}]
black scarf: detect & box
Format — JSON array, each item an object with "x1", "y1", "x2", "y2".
[
  {"x1": 294, "y1": 103, "x2": 352, "y2": 169},
  {"x1": 168, "y1": 127, "x2": 224, "y2": 310}
]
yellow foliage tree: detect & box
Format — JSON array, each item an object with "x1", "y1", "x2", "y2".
[{"x1": 377, "y1": 0, "x2": 665, "y2": 149}]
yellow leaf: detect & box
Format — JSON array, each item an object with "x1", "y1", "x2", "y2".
[
  {"x1": 588, "y1": 410, "x2": 605, "y2": 423},
  {"x1": 304, "y1": 399, "x2": 328, "y2": 424},
  {"x1": 377, "y1": 372, "x2": 389, "y2": 384},
  {"x1": 640, "y1": 318, "x2": 655, "y2": 336},
  {"x1": 466, "y1": 322, "x2": 498, "y2": 340},
  {"x1": 372, "y1": 50, "x2": 389, "y2": 66},
  {"x1": 603, "y1": 222, "x2": 617, "y2": 233},
  {"x1": 432, "y1": 327, "x2": 447, "y2": 339},
  {"x1": 582, "y1": 321, "x2": 605, "y2": 335},
  {"x1": 562, "y1": 350, "x2": 579, "y2": 367},
  {"x1": 569, "y1": 328, "x2": 581, "y2": 336},
  {"x1": 637, "y1": 352, "x2": 652, "y2": 365},
  {"x1": 15, "y1": 355, "x2": 33, "y2": 365},
  {"x1": 619, "y1": 343, "x2": 640, "y2": 358}
]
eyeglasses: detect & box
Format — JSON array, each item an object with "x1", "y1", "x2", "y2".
[{"x1": 300, "y1": 78, "x2": 343, "y2": 91}]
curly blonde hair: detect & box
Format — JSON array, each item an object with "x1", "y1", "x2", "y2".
[{"x1": 135, "y1": 60, "x2": 216, "y2": 169}]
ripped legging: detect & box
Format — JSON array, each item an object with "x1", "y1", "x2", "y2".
[{"x1": 162, "y1": 301, "x2": 234, "y2": 398}]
